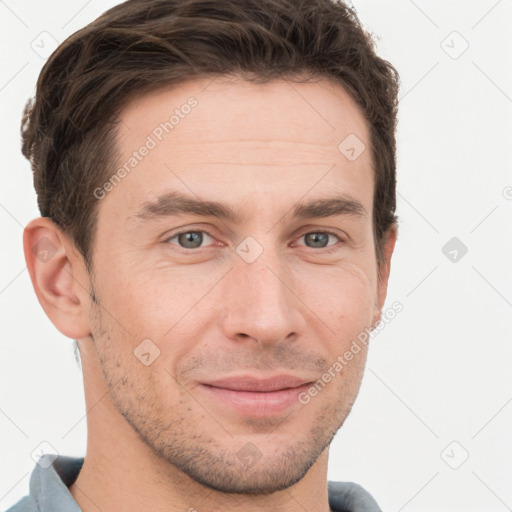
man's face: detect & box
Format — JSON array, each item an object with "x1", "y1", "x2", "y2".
[{"x1": 86, "y1": 76, "x2": 390, "y2": 493}]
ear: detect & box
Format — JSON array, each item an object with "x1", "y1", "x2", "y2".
[
  {"x1": 372, "y1": 225, "x2": 397, "y2": 326},
  {"x1": 23, "y1": 217, "x2": 92, "y2": 339}
]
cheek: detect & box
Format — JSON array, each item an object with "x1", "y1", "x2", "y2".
[
  {"x1": 294, "y1": 263, "x2": 377, "y2": 379},
  {"x1": 92, "y1": 259, "x2": 220, "y2": 353},
  {"x1": 298, "y1": 260, "x2": 377, "y2": 328}
]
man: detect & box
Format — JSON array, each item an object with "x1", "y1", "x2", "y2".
[{"x1": 10, "y1": 0, "x2": 399, "y2": 510}]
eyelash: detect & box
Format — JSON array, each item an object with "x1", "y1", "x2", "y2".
[{"x1": 164, "y1": 229, "x2": 344, "y2": 253}]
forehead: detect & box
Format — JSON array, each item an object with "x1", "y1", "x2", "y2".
[
  {"x1": 101, "y1": 76, "x2": 373, "y2": 225},
  {"x1": 118, "y1": 75, "x2": 370, "y2": 150}
]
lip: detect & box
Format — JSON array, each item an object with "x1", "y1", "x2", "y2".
[
  {"x1": 202, "y1": 375, "x2": 311, "y2": 392},
  {"x1": 199, "y1": 374, "x2": 313, "y2": 416}
]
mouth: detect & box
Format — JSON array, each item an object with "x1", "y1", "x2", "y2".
[{"x1": 199, "y1": 375, "x2": 313, "y2": 417}]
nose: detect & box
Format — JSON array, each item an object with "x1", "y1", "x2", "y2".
[{"x1": 219, "y1": 246, "x2": 306, "y2": 348}]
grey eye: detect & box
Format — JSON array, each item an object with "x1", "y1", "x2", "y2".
[
  {"x1": 168, "y1": 231, "x2": 213, "y2": 249},
  {"x1": 302, "y1": 232, "x2": 339, "y2": 249},
  {"x1": 178, "y1": 232, "x2": 203, "y2": 248}
]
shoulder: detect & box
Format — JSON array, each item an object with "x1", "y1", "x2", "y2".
[
  {"x1": 4, "y1": 495, "x2": 39, "y2": 512},
  {"x1": 328, "y1": 480, "x2": 382, "y2": 512}
]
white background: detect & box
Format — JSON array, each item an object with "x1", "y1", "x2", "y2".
[{"x1": 1, "y1": 1, "x2": 511, "y2": 510}]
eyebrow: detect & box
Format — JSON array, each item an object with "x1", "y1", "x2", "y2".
[{"x1": 133, "y1": 191, "x2": 367, "y2": 224}]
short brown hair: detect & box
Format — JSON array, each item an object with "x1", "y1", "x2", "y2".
[{"x1": 21, "y1": 0, "x2": 400, "y2": 270}]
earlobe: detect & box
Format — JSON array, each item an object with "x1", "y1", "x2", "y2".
[{"x1": 23, "y1": 218, "x2": 92, "y2": 340}]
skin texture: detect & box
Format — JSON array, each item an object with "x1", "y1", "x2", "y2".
[{"x1": 24, "y1": 76, "x2": 396, "y2": 512}]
